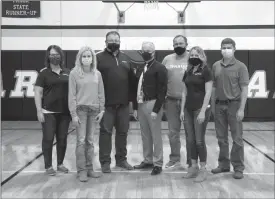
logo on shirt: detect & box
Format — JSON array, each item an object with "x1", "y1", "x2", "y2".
[{"x1": 166, "y1": 64, "x2": 187, "y2": 69}]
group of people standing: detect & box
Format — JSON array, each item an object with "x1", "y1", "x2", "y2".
[{"x1": 34, "y1": 31, "x2": 249, "y2": 183}]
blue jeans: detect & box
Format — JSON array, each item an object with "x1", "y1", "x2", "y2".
[
  {"x1": 75, "y1": 106, "x2": 98, "y2": 172},
  {"x1": 184, "y1": 107, "x2": 211, "y2": 162},
  {"x1": 166, "y1": 98, "x2": 191, "y2": 165},
  {"x1": 214, "y1": 101, "x2": 245, "y2": 172}
]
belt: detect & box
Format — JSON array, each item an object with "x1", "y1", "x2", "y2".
[
  {"x1": 166, "y1": 96, "x2": 181, "y2": 101},
  {"x1": 215, "y1": 99, "x2": 240, "y2": 104}
]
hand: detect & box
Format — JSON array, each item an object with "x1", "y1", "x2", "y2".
[
  {"x1": 133, "y1": 110, "x2": 138, "y2": 120},
  {"x1": 180, "y1": 111, "x2": 185, "y2": 122},
  {"x1": 197, "y1": 111, "x2": 205, "y2": 124},
  {"x1": 151, "y1": 112, "x2": 157, "y2": 120},
  {"x1": 236, "y1": 109, "x2": 244, "y2": 121},
  {"x1": 72, "y1": 116, "x2": 81, "y2": 127},
  {"x1": 37, "y1": 111, "x2": 45, "y2": 123},
  {"x1": 95, "y1": 111, "x2": 104, "y2": 123}
]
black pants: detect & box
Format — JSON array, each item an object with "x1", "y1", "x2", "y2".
[
  {"x1": 41, "y1": 113, "x2": 71, "y2": 169},
  {"x1": 99, "y1": 104, "x2": 129, "y2": 165}
]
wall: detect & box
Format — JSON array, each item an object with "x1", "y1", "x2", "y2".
[
  {"x1": 2, "y1": 1, "x2": 275, "y2": 51},
  {"x1": 1, "y1": 49, "x2": 274, "y2": 121},
  {"x1": 2, "y1": 1, "x2": 274, "y2": 25},
  {"x1": 1, "y1": 1, "x2": 275, "y2": 121}
]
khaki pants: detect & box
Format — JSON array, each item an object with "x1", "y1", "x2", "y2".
[{"x1": 138, "y1": 100, "x2": 163, "y2": 167}]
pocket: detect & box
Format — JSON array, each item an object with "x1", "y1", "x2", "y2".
[{"x1": 76, "y1": 106, "x2": 89, "y2": 115}]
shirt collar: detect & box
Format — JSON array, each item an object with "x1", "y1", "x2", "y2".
[
  {"x1": 220, "y1": 57, "x2": 236, "y2": 67},
  {"x1": 49, "y1": 67, "x2": 63, "y2": 74},
  {"x1": 105, "y1": 48, "x2": 120, "y2": 56}
]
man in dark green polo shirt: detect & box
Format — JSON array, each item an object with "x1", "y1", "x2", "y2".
[{"x1": 211, "y1": 38, "x2": 249, "y2": 179}]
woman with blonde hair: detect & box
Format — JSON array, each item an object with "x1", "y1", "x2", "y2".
[
  {"x1": 69, "y1": 46, "x2": 105, "y2": 182},
  {"x1": 180, "y1": 46, "x2": 213, "y2": 182}
]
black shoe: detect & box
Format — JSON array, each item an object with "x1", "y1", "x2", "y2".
[
  {"x1": 116, "y1": 160, "x2": 134, "y2": 170},
  {"x1": 134, "y1": 162, "x2": 154, "y2": 169},
  {"x1": 151, "y1": 166, "x2": 162, "y2": 175}
]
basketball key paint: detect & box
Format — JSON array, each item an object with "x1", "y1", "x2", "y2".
[{"x1": 1, "y1": 70, "x2": 274, "y2": 99}]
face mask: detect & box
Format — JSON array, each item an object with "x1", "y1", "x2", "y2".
[
  {"x1": 49, "y1": 56, "x2": 61, "y2": 66},
  {"x1": 174, "y1": 47, "x2": 186, "y2": 55},
  {"x1": 221, "y1": 49, "x2": 234, "y2": 58},
  {"x1": 107, "y1": 43, "x2": 120, "y2": 52},
  {"x1": 141, "y1": 52, "x2": 153, "y2": 62},
  {"x1": 82, "y1": 58, "x2": 93, "y2": 66},
  {"x1": 189, "y1": 57, "x2": 202, "y2": 66}
]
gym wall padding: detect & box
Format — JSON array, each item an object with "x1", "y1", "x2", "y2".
[
  {"x1": 246, "y1": 50, "x2": 275, "y2": 120},
  {"x1": 1, "y1": 51, "x2": 23, "y2": 121},
  {"x1": 1, "y1": 50, "x2": 274, "y2": 121}
]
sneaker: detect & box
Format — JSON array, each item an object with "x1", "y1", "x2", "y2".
[
  {"x1": 233, "y1": 171, "x2": 244, "y2": 179},
  {"x1": 116, "y1": 160, "x2": 134, "y2": 170},
  {"x1": 194, "y1": 167, "x2": 208, "y2": 182},
  {"x1": 101, "y1": 164, "x2": 111, "y2": 173},
  {"x1": 46, "y1": 166, "x2": 56, "y2": 176},
  {"x1": 87, "y1": 170, "x2": 102, "y2": 178},
  {"x1": 183, "y1": 166, "x2": 199, "y2": 179},
  {"x1": 78, "y1": 171, "x2": 88, "y2": 182},
  {"x1": 57, "y1": 164, "x2": 69, "y2": 173},
  {"x1": 165, "y1": 161, "x2": 181, "y2": 168},
  {"x1": 211, "y1": 167, "x2": 230, "y2": 174}
]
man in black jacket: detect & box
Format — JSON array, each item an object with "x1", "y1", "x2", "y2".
[
  {"x1": 134, "y1": 41, "x2": 168, "y2": 175},
  {"x1": 96, "y1": 31, "x2": 138, "y2": 173}
]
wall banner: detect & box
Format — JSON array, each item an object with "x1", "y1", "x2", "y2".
[{"x1": 2, "y1": 1, "x2": 40, "y2": 18}]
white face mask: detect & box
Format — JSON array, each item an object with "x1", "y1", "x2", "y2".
[
  {"x1": 82, "y1": 58, "x2": 92, "y2": 66},
  {"x1": 221, "y1": 49, "x2": 234, "y2": 58}
]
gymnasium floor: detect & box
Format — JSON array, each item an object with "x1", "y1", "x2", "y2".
[{"x1": 1, "y1": 121, "x2": 274, "y2": 198}]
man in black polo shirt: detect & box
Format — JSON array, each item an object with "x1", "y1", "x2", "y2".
[
  {"x1": 134, "y1": 41, "x2": 168, "y2": 175},
  {"x1": 96, "y1": 31, "x2": 138, "y2": 173},
  {"x1": 211, "y1": 38, "x2": 249, "y2": 179}
]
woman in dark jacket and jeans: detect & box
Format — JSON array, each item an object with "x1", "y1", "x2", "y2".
[
  {"x1": 180, "y1": 46, "x2": 213, "y2": 182},
  {"x1": 34, "y1": 45, "x2": 71, "y2": 176}
]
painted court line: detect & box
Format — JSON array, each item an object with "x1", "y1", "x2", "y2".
[{"x1": 2, "y1": 170, "x2": 275, "y2": 176}]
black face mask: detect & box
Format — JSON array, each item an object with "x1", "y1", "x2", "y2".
[
  {"x1": 49, "y1": 56, "x2": 61, "y2": 66},
  {"x1": 174, "y1": 47, "x2": 186, "y2": 55},
  {"x1": 141, "y1": 52, "x2": 153, "y2": 62},
  {"x1": 189, "y1": 57, "x2": 202, "y2": 66},
  {"x1": 107, "y1": 43, "x2": 120, "y2": 52}
]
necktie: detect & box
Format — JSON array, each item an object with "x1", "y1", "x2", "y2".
[{"x1": 137, "y1": 64, "x2": 148, "y2": 103}]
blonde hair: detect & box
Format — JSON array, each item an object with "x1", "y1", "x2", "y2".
[
  {"x1": 74, "y1": 46, "x2": 97, "y2": 78},
  {"x1": 188, "y1": 46, "x2": 207, "y2": 67}
]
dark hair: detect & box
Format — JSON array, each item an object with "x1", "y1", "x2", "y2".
[
  {"x1": 106, "y1": 31, "x2": 120, "y2": 40},
  {"x1": 221, "y1": 38, "x2": 236, "y2": 48},
  {"x1": 173, "y1": 35, "x2": 188, "y2": 45},
  {"x1": 44, "y1": 45, "x2": 65, "y2": 68}
]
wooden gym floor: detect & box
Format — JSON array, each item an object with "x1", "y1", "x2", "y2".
[{"x1": 1, "y1": 121, "x2": 274, "y2": 199}]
